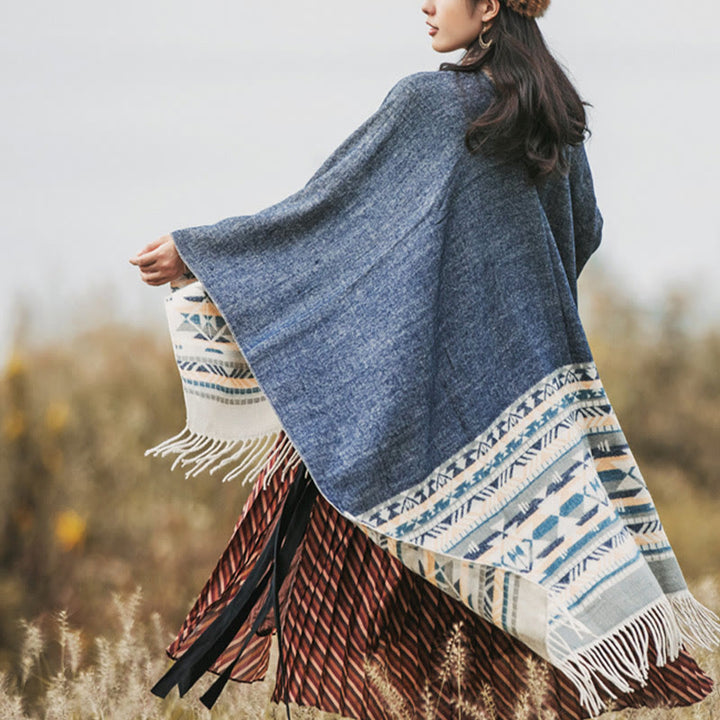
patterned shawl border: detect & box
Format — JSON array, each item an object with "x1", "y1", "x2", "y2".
[
  {"x1": 338, "y1": 360, "x2": 720, "y2": 716},
  {"x1": 146, "y1": 277, "x2": 291, "y2": 484},
  {"x1": 356, "y1": 361, "x2": 600, "y2": 531}
]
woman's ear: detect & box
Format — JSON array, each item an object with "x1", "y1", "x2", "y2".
[{"x1": 480, "y1": 0, "x2": 501, "y2": 23}]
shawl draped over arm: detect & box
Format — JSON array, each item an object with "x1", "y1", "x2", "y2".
[{"x1": 158, "y1": 70, "x2": 718, "y2": 715}]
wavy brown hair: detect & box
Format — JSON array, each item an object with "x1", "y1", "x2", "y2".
[{"x1": 440, "y1": 2, "x2": 589, "y2": 183}]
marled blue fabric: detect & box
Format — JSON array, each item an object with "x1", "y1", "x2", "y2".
[{"x1": 170, "y1": 69, "x2": 602, "y2": 518}]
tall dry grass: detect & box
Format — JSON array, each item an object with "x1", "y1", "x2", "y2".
[
  {"x1": 0, "y1": 583, "x2": 717, "y2": 719},
  {"x1": 0, "y1": 588, "x2": 276, "y2": 720}
]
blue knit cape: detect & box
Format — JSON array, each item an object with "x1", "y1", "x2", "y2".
[{"x1": 168, "y1": 70, "x2": 718, "y2": 715}]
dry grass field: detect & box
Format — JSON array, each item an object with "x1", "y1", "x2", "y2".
[{"x1": 1, "y1": 583, "x2": 718, "y2": 719}]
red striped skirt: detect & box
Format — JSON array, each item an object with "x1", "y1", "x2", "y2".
[{"x1": 165, "y1": 433, "x2": 713, "y2": 719}]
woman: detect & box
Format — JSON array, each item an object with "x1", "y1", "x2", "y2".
[{"x1": 130, "y1": 1, "x2": 718, "y2": 718}]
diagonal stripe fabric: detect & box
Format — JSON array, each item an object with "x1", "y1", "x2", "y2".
[{"x1": 164, "y1": 433, "x2": 714, "y2": 719}]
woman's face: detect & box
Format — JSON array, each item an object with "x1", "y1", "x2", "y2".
[
  {"x1": 421, "y1": 0, "x2": 484, "y2": 53},
  {"x1": 421, "y1": 0, "x2": 489, "y2": 53}
]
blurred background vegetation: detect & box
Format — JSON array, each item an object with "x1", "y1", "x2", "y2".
[
  {"x1": 0, "y1": 264, "x2": 718, "y2": 717},
  {"x1": 0, "y1": 303, "x2": 254, "y2": 675}
]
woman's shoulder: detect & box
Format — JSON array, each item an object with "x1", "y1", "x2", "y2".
[
  {"x1": 391, "y1": 69, "x2": 491, "y2": 96},
  {"x1": 385, "y1": 69, "x2": 494, "y2": 119},
  {"x1": 392, "y1": 70, "x2": 445, "y2": 90}
]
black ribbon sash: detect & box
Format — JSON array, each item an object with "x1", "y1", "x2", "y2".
[{"x1": 151, "y1": 466, "x2": 318, "y2": 718}]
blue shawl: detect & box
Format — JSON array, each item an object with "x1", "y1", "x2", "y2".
[{"x1": 164, "y1": 69, "x2": 718, "y2": 715}]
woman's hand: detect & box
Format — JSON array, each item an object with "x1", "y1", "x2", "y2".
[{"x1": 129, "y1": 234, "x2": 187, "y2": 286}]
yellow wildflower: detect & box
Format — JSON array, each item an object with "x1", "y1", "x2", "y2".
[{"x1": 54, "y1": 510, "x2": 86, "y2": 552}]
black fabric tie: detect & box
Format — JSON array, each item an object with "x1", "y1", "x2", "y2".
[{"x1": 151, "y1": 466, "x2": 318, "y2": 719}]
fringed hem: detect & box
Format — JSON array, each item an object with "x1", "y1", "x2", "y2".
[
  {"x1": 551, "y1": 591, "x2": 720, "y2": 717},
  {"x1": 669, "y1": 590, "x2": 720, "y2": 651},
  {"x1": 144, "y1": 426, "x2": 301, "y2": 487}
]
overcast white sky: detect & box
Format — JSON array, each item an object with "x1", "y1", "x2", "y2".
[{"x1": 2, "y1": 0, "x2": 719, "y2": 361}]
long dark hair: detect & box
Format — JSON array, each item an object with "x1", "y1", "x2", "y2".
[{"x1": 440, "y1": 3, "x2": 589, "y2": 183}]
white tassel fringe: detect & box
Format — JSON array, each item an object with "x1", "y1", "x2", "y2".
[
  {"x1": 144, "y1": 426, "x2": 298, "y2": 487},
  {"x1": 669, "y1": 590, "x2": 720, "y2": 650},
  {"x1": 550, "y1": 591, "x2": 720, "y2": 717}
]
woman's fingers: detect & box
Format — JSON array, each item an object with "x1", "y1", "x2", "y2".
[
  {"x1": 130, "y1": 246, "x2": 162, "y2": 265},
  {"x1": 131, "y1": 234, "x2": 184, "y2": 285},
  {"x1": 129, "y1": 234, "x2": 173, "y2": 265},
  {"x1": 140, "y1": 270, "x2": 167, "y2": 286},
  {"x1": 131, "y1": 255, "x2": 157, "y2": 268},
  {"x1": 129, "y1": 243, "x2": 156, "y2": 264},
  {"x1": 140, "y1": 262, "x2": 169, "y2": 277},
  {"x1": 140, "y1": 236, "x2": 164, "y2": 254},
  {"x1": 138, "y1": 263, "x2": 185, "y2": 286}
]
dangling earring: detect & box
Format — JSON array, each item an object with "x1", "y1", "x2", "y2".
[{"x1": 478, "y1": 22, "x2": 493, "y2": 50}]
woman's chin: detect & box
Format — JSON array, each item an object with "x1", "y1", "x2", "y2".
[{"x1": 431, "y1": 39, "x2": 463, "y2": 54}]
